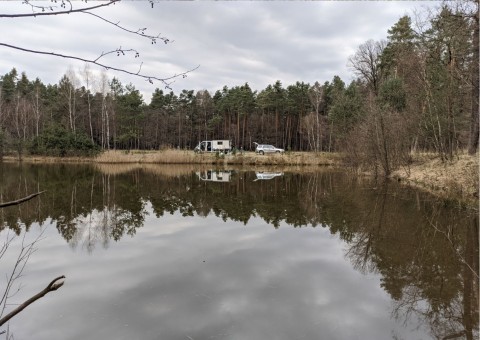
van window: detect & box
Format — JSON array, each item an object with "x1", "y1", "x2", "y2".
[{"x1": 218, "y1": 141, "x2": 223, "y2": 145}]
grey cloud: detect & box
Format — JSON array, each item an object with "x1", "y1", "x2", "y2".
[{"x1": 0, "y1": 1, "x2": 441, "y2": 102}]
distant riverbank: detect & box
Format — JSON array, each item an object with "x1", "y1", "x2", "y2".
[
  {"x1": 2, "y1": 149, "x2": 478, "y2": 204},
  {"x1": 3, "y1": 149, "x2": 340, "y2": 166}
]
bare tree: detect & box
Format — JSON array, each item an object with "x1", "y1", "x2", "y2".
[
  {"x1": 65, "y1": 67, "x2": 79, "y2": 133},
  {"x1": 308, "y1": 82, "x2": 324, "y2": 151},
  {"x1": 32, "y1": 80, "x2": 42, "y2": 138},
  {"x1": 100, "y1": 70, "x2": 111, "y2": 150},
  {"x1": 466, "y1": 0, "x2": 479, "y2": 154},
  {"x1": 81, "y1": 63, "x2": 95, "y2": 143},
  {"x1": 348, "y1": 39, "x2": 386, "y2": 95}
]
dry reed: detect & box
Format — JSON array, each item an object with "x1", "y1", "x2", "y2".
[{"x1": 93, "y1": 149, "x2": 340, "y2": 166}]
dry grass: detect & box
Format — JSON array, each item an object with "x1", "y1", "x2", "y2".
[
  {"x1": 392, "y1": 151, "x2": 479, "y2": 204},
  {"x1": 2, "y1": 154, "x2": 89, "y2": 163},
  {"x1": 1, "y1": 149, "x2": 340, "y2": 168},
  {"x1": 93, "y1": 149, "x2": 340, "y2": 166},
  {"x1": 95, "y1": 149, "x2": 209, "y2": 164}
]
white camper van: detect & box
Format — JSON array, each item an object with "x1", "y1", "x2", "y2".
[{"x1": 194, "y1": 140, "x2": 231, "y2": 153}]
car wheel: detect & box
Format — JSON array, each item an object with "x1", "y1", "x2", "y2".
[
  {"x1": 276, "y1": 151, "x2": 280, "y2": 153},
  {"x1": 260, "y1": 151, "x2": 264, "y2": 155}
]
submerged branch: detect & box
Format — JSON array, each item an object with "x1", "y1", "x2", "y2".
[
  {"x1": 0, "y1": 275, "x2": 65, "y2": 327},
  {"x1": 0, "y1": 191, "x2": 46, "y2": 208}
]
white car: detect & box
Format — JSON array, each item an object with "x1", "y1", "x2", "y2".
[{"x1": 255, "y1": 144, "x2": 284, "y2": 155}]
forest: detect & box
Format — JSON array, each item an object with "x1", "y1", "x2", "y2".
[{"x1": 0, "y1": 3, "x2": 478, "y2": 176}]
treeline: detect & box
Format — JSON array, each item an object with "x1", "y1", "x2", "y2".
[{"x1": 0, "y1": 3, "x2": 477, "y2": 175}]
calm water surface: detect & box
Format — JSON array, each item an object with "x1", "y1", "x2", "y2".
[{"x1": 0, "y1": 163, "x2": 478, "y2": 340}]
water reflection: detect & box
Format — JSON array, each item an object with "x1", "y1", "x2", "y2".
[
  {"x1": 0, "y1": 163, "x2": 478, "y2": 339},
  {"x1": 196, "y1": 170, "x2": 233, "y2": 182},
  {"x1": 253, "y1": 172, "x2": 284, "y2": 181}
]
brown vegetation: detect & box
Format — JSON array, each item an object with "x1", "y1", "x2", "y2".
[
  {"x1": 392, "y1": 152, "x2": 479, "y2": 204},
  {"x1": 94, "y1": 149, "x2": 340, "y2": 166}
]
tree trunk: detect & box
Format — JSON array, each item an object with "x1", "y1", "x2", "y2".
[
  {"x1": 88, "y1": 93, "x2": 93, "y2": 143},
  {"x1": 468, "y1": 6, "x2": 479, "y2": 154}
]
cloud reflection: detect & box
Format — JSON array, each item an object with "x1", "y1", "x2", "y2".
[{"x1": 11, "y1": 212, "x2": 428, "y2": 340}]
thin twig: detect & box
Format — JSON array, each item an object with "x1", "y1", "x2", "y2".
[
  {"x1": 0, "y1": 1, "x2": 119, "y2": 18},
  {"x1": 83, "y1": 11, "x2": 172, "y2": 45}
]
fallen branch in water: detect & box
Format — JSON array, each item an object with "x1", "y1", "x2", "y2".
[
  {"x1": 0, "y1": 275, "x2": 65, "y2": 327},
  {"x1": 0, "y1": 191, "x2": 46, "y2": 208}
]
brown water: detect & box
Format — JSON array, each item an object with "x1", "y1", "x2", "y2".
[{"x1": 0, "y1": 163, "x2": 478, "y2": 340}]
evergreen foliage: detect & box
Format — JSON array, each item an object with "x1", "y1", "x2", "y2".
[
  {"x1": 29, "y1": 125, "x2": 99, "y2": 157},
  {"x1": 0, "y1": 2, "x2": 476, "y2": 169}
]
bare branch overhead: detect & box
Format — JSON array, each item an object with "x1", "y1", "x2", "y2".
[
  {"x1": 0, "y1": 0, "x2": 197, "y2": 87},
  {"x1": 0, "y1": 0, "x2": 120, "y2": 18}
]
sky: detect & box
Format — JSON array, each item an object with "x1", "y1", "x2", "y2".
[{"x1": 0, "y1": 0, "x2": 441, "y2": 103}]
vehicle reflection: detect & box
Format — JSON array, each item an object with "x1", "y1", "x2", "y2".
[
  {"x1": 196, "y1": 170, "x2": 233, "y2": 182},
  {"x1": 253, "y1": 171, "x2": 284, "y2": 181}
]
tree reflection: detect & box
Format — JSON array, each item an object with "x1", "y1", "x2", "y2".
[
  {"x1": 0, "y1": 162, "x2": 477, "y2": 338},
  {"x1": 341, "y1": 180, "x2": 479, "y2": 340}
]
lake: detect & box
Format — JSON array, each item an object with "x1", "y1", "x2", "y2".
[{"x1": 0, "y1": 163, "x2": 478, "y2": 340}]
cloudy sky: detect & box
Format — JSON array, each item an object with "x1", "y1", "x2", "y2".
[{"x1": 1, "y1": 0, "x2": 441, "y2": 103}]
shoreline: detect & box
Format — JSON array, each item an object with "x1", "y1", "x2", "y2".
[
  {"x1": 391, "y1": 152, "x2": 478, "y2": 207},
  {"x1": 1, "y1": 150, "x2": 340, "y2": 166},
  {"x1": 2, "y1": 150, "x2": 478, "y2": 206}
]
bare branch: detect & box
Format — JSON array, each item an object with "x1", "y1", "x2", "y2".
[
  {"x1": 93, "y1": 47, "x2": 139, "y2": 62},
  {"x1": 0, "y1": 0, "x2": 119, "y2": 18},
  {"x1": 21, "y1": 0, "x2": 72, "y2": 13},
  {"x1": 0, "y1": 1, "x2": 197, "y2": 89},
  {"x1": 0, "y1": 43, "x2": 199, "y2": 89},
  {"x1": 0, "y1": 275, "x2": 65, "y2": 327},
  {"x1": 5, "y1": 1, "x2": 171, "y2": 44},
  {"x1": 82, "y1": 11, "x2": 172, "y2": 45},
  {"x1": 136, "y1": 61, "x2": 144, "y2": 75},
  {"x1": 0, "y1": 191, "x2": 46, "y2": 208}
]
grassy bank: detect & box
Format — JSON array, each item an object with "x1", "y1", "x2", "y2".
[{"x1": 391, "y1": 152, "x2": 478, "y2": 205}]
